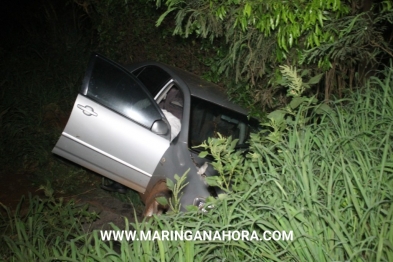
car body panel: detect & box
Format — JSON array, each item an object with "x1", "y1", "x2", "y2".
[
  {"x1": 53, "y1": 54, "x2": 259, "y2": 208},
  {"x1": 53, "y1": 55, "x2": 171, "y2": 193}
]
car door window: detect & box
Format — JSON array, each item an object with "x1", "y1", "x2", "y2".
[
  {"x1": 82, "y1": 55, "x2": 163, "y2": 129},
  {"x1": 132, "y1": 65, "x2": 171, "y2": 98}
]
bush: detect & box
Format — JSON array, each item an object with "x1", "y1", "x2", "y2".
[
  {"x1": 196, "y1": 64, "x2": 393, "y2": 261},
  {"x1": 2, "y1": 66, "x2": 393, "y2": 261}
]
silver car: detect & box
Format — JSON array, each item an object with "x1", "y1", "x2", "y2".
[{"x1": 53, "y1": 53, "x2": 258, "y2": 216}]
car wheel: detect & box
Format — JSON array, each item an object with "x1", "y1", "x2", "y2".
[{"x1": 143, "y1": 181, "x2": 171, "y2": 217}]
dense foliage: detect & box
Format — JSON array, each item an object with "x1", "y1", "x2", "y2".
[
  {"x1": 2, "y1": 65, "x2": 392, "y2": 261},
  {"x1": 68, "y1": 0, "x2": 393, "y2": 108},
  {"x1": 156, "y1": 0, "x2": 393, "y2": 108}
]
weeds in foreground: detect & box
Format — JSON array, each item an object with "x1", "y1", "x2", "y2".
[
  {"x1": 1, "y1": 66, "x2": 392, "y2": 261},
  {"x1": 0, "y1": 194, "x2": 99, "y2": 261}
]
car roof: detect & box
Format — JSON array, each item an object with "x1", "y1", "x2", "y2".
[{"x1": 125, "y1": 61, "x2": 249, "y2": 115}]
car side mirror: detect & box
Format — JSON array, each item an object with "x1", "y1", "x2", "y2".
[{"x1": 151, "y1": 120, "x2": 169, "y2": 135}]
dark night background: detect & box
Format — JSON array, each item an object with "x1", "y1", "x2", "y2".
[{"x1": 1, "y1": 0, "x2": 38, "y2": 47}]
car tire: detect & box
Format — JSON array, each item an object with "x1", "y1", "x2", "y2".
[{"x1": 143, "y1": 181, "x2": 171, "y2": 217}]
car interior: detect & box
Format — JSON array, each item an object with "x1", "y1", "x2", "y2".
[{"x1": 156, "y1": 85, "x2": 184, "y2": 141}]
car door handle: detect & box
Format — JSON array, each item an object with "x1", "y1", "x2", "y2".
[{"x1": 77, "y1": 104, "x2": 98, "y2": 116}]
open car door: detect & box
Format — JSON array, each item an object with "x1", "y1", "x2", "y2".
[{"x1": 52, "y1": 53, "x2": 171, "y2": 193}]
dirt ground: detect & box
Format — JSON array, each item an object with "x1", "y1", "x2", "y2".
[
  {"x1": 0, "y1": 110, "x2": 143, "y2": 229},
  {"x1": 0, "y1": 169, "x2": 144, "y2": 230}
]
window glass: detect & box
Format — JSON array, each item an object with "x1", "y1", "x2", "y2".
[
  {"x1": 86, "y1": 57, "x2": 162, "y2": 129},
  {"x1": 132, "y1": 66, "x2": 171, "y2": 97},
  {"x1": 189, "y1": 96, "x2": 259, "y2": 151}
]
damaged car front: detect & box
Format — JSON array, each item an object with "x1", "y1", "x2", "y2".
[{"x1": 52, "y1": 53, "x2": 259, "y2": 216}]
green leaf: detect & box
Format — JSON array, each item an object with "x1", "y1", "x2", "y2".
[
  {"x1": 205, "y1": 176, "x2": 223, "y2": 187},
  {"x1": 217, "y1": 193, "x2": 228, "y2": 200},
  {"x1": 289, "y1": 97, "x2": 309, "y2": 109},
  {"x1": 244, "y1": 3, "x2": 251, "y2": 17},
  {"x1": 185, "y1": 240, "x2": 194, "y2": 261},
  {"x1": 314, "y1": 103, "x2": 334, "y2": 114},
  {"x1": 198, "y1": 151, "x2": 209, "y2": 158},
  {"x1": 307, "y1": 72, "x2": 324, "y2": 85},
  {"x1": 185, "y1": 205, "x2": 199, "y2": 212},
  {"x1": 267, "y1": 109, "x2": 286, "y2": 122},
  {"x1": 166, "y1": 178, "x2": 174, "y2": 190},
  {"x1": 300, "y1": 69, "x2": 310, "y2": 77},
  {"x1": 318, "y1": 10, "x2": 323, "y2": 26},
  {"x1": 313, "y1": 32, "x2": 320, "y2": 46},
  {"x1": 156, "y1": 7, "x2": 177, "y2": 27},
  {"x1": 230, "y1": 138, "x2": 239, "y2": 150},
  {"x1": 156, "y1": 196, "x2": 168, "y2": 206}
]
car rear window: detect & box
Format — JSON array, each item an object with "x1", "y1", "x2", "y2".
[{"x1": 189, "y1": 96, "x2": 259, "y2": 150}]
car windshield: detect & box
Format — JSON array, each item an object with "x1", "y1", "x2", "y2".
[{"x1": 189, "y1": 96, "x2": 259, "y2": 151}]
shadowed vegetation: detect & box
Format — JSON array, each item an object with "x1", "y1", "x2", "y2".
[
  {"x1": 2, "y1": 65, "x2": 393, "y2": 260},
  {"x1": 0, "y1": 0, "x2": 392, "y2": 260}
]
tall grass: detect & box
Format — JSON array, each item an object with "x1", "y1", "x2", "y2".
[
  {"x1": 0, "y1": 194, "x2": 98, "y2": 261},
  {"x1": 0, "y1": 1, "x2": 91, "y2": 177},
  {"x1": 1, "y1": 66, "x2": 392, "y2": 261},
  {"x1": 237, "y1": 66, "x2": 393, "y2": 261}
]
